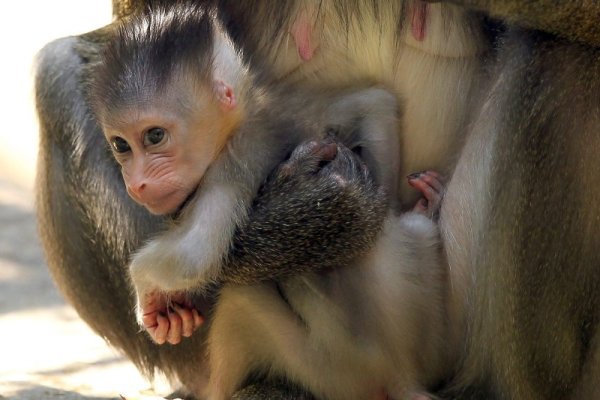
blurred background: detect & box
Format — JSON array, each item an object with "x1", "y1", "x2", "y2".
[{"x1": 0, "y1": 2, "x2": 170, "y2": 399}]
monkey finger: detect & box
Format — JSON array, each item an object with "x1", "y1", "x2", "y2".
[
  {"x1": 407, "y1": 172, "x2": 441, "y2": 197},
  {"x1": 169, "y1": 291, "x2": 189, "y2": 306},
  {"x1": 149, "y1": 313, "x2": 170, "y2": 345},
  {"x1": 423, "y1": 170, "x2": 444, "y2": 182},
  {"x1": 408, "y1": 175, "x2": 442, "y2": 214},
  {"x1": 286, "y1": 140, "x2": 323, "y2": 163},
  {"x1": 192, "y1": 308, "x2": 205, "y2": 328},
  {"x1": 282, "y1": 139, "x2": 339, "y2": 178},
  {"x1": 166, "y1": 310, "x2": 183, "y2": 345},
  {"x1": 172, "y1": 303, "x2": 195, "y2": 338},
  {"x1": 420, "y1": 170, "x2": 445, "y2": 192},
  {"x1": 411, "y1": 198, "x2": 429, "y2": 214},
  {"x1": 142, "y1": 311, "x2": 160, "y2": 329}
]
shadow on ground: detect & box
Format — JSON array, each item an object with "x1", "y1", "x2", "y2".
[
  {"x1": 0, "y1": 183, "x2": 64, "y2": 314},
  {"x1": 0, "y1": 177, "x2": 172, "y2": 399}
]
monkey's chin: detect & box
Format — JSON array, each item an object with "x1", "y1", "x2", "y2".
[
  {"x1": 143, "y1": 190, "x2": 194, "y2": 216},
  {"x1": 145, "y1": 203, "x2": 178, "y2": 216},
  {"x1": 170, "y1": 186, "x2": 199, "y2": 220}
]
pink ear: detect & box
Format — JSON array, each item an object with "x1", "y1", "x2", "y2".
[{"x1": 215, "y1": 80, "x2": 237, "y2": 111}]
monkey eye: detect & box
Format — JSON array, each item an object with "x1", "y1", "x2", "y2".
[
  {"x1": 110, "y1": 136, "x2": 131, "y2": 153},
  {"x1": 143, "y1": 127, "x2": 166, "y2": 146}
]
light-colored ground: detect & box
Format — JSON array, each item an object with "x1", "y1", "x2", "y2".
[
  {"x1": 0, "y1": 179, "x2": 172, "y2": 400},
  {"x1": 0, "y1": 178, "x2": 176, "y2": 400},
  {"x1": 0, "y1": 2, "x2": 173, "y2": 399}
]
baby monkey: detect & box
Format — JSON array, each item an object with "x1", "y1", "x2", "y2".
[{"x1": 90, "y1": 4, "x2": 446, "y2": 400}]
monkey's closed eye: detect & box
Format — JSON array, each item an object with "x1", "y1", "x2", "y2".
[
  {"x1": 144, "y1": 127, "x2": 166, "y2": 146},
  {"x1": 111, "y1": 136, "x2": 131, "y2": 153}
]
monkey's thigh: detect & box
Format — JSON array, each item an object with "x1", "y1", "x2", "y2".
[{"x1": 208, "y1": 284, "x2": 316, "y2": 399}]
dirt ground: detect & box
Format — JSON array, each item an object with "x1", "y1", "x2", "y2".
[{"x1": 0, "y1": 174, "x2": 177, "y2": 399}]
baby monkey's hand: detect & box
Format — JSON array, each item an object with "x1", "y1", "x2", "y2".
[
  {"x1": 407, "y1": 170, "x2": 444, "y2": 219},
  {"x1": 140, "y1": 290, "x2": 204, "y2": 345}
]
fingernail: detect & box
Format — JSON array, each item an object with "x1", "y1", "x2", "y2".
[{"x1": 407, "y1": 172, "x2": 423, "y2": 180}]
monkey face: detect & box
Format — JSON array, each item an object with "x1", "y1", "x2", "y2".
[{"x1": 102, "y1": 103, "x2": 229, "y2": 216}]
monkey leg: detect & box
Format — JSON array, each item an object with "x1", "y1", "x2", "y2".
[
  {"x1": 207, "y1": 284, "x2": 312, "y2": 400},
  {"x1": 441, "y1": 30, "x2": 600, "y2": 399}
]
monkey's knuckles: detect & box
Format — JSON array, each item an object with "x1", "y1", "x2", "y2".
[
  {"x1": 280, "y1": 141, "x2": 370, "y2": 190},
  {"x1": 279, "y1": 139, "x2": 342, "y2": 179},
  {"x1": 139, "y1": 297, "x2": 197, "y2": 345}
]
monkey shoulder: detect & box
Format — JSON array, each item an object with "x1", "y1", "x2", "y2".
[{"x1": 35, "y1": 37, "x2": 82, "y2": 110}]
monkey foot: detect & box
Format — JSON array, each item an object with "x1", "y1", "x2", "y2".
[{"x1": 407, "y1": 170, "x2": 444, "y2": 217}]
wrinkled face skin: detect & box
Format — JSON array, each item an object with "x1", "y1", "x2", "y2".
[{"x1": 102, "y1": 82, "x2": 236, "y2": 215}]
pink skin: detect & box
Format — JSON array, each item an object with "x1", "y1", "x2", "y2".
[
  {"x1": 141, "y1": 291, "x2": 204, "y2": 345},
  {"x1": 408, "y1": 170, "x2": 444, "y2": 217},
  {"x1": 290, "y1": 0, "x2": 429, "y2": 63},
  {"x1": 411, "y1": 0, "x2": 430, "y2": 42},
  {"x1": 291, "y1": 9, "x2": 316, "y2": 61}
]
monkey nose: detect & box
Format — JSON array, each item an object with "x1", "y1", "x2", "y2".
[{"x1": 127, "y1": 182, "x2": 147, "y2": 203}]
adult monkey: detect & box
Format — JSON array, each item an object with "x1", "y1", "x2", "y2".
[
  {"x1": 37, "y1": 1, "x2": 393, "y2": 398},
  {"x1": 207, "y1": 2, "x2": 600, "y2": 399},
  {"x1": 36, "y1": 2, "x2": 600, "y2": 400}
]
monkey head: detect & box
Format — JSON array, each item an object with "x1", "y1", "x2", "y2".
[{"x1": 100, "y1": 79, "x2": 239, "y2": 216}]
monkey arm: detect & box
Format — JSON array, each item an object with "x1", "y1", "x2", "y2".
[
  {"x1": 222, "y1": 140, "x2": 388, "y2": 285},
  {"x1": 221, "y1": 87, "x2": 398, "y2": 285},
  {"x1": 440, "y1": 0, "x2": 600, "y2": 46}
]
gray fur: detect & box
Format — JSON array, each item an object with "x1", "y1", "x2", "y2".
[{"x1": 440, "y1": 29, "x2": 600, "y2": 400}]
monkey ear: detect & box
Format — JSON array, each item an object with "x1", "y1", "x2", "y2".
[{"x1": 214, "y1": 80, "x2": 237, "y2": 111}]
